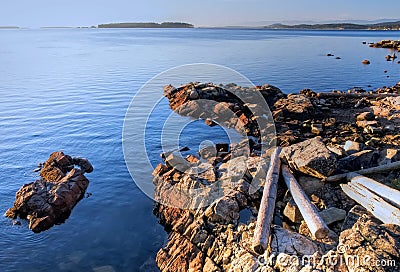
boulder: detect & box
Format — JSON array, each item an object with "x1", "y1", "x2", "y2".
[
  {"x1": 343, "y1": 141, "x2": 362, "y2": 155},
  {"x1": 273, "y1": 94, "x2": 315, "y2": 121},
  {"x1": 5, "y1": 151, "x2": 92, "y2": 232},
  {"x1": 281, "y1": 137, "x2": 338, "y2": 179},
  {"x1": 319, "y1": 207, "x2": 346, "y2": 225},
  {"x1": 204, "y1": 197, "x2": 239, "y2": 223},
  {"x1": 156, "y1": 232, "x2": 204, "y2": 272},
  {"x1": 339, "y1": 211, "x2": 400, "y2": 272},
  {"x1": 338, "y1": 150, "x2": 379, "y2": 171},
  {"x1": 356, "y1": 111, "x2": 375, "y2": 121},
  {"x1": 283, "y1": 199, "x2": 303, "y2": 223}
]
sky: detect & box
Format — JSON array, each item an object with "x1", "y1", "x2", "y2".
[{"x1": 1, "y1": 0, "x2": 400, "y2": 28}]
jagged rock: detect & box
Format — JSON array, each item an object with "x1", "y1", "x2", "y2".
[
  {"x1": 379, "y1": 148, "x2": 400, "y2": 165},
  {"x1": 204, "y1": 197, "x2": 239, "y2": 223},
  {"x1": 281, "y1": 137, "x2": 338, "y2": 179},
  {"x1": 283, "y1": 199, "x2": 303, "y2": 223},
  {"x1": 165, "y1": 153, "x2": 191, "y2": 173},
  {"x1": 270, "y1": 226, "x2": 323, "y2": 256},
  {"x1": 72, "y1": 157, "x2": 93, "y2": 173},
  {"x1": 274, "y1": 94, "x2": 315, "y2": 121},
  {"x1": 40, "y1": 151, "x2": 74, "y2": 181},
  {"x1": 228, "y1": 252, "x2": 260, "y2": 272},
  {"x1": 186, "y1": 163, "x2": 216, "y2": 182},
  {"x1": 311, "y1": 123, "x2": 323, "y2": 135},
  {"x1": 339, "y1": 214, "x2": 400, "y2": 272},
  {"x1": 341, "y1": 205, "x2": 370, "y2": 231},
  {"x1": 356, "y1": 111, "x2": 375, "y2": 121},
  {"x1": 356, "y1": 120, "x2": 378, "y2": 128},
  {"x1": 298, "y1": 176, "x2": 324, "y2": 197},
  {"x1": 5, "y1": 151, "x2": 91, "y2": 232},
  {"x1": 218, "y1": 156, "x2": 252, "y2": 182},
  {"x1": 319, "y1": 207, "x2": 346, "y2": 225},
  {"x1": 338, "y1": 150, "x2": 379, "y2": 171},
  {"x1": 156, "y1": 232, "x2": 204, "y2": 272},
  {"x1": 343, "y1": 141, "x2": 362, "y2": 155},
  {"x1": 152, "y1": 163, "x2": 169, "y2": 177}
]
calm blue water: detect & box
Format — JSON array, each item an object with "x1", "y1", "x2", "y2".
[{"x1": 0, "y1": 28, "x2": 399, "y2": 271}]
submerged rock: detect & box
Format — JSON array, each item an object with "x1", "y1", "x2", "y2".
[{"x1": 5, "y1": 151, "x2": 92, "y2": 233}]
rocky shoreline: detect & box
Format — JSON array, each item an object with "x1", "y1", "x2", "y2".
[{"x1": 153, "y1": 82, "x2": 400, "y2": 271}]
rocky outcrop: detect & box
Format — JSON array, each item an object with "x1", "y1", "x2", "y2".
[
  {"x1": 370, "y1": 39, "x2": 400, "y2": 52},
  {"x1": 153, "y1": 82, "x2": 400, "y2": 272},
  {"x1": 5, "y1": 151, "x2": 93, "y2": 233}
]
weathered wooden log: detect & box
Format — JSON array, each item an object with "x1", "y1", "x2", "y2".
[
  {"x1": 341, "y1": 182, "x2": 400, "y2": 225},
  {"x1": 348, "y1": 173, "x2": 400, "y2": 208},
  {"x1": 324, "y1": 161, "x2": 400, "y2": 182},
  {"x1": 253, "y1": 147, "x2": 282, "y2": 254},
  {"x1": 281, "y1": 165, "x2": 329, "y2": 239},
  {"x1": 316, "y1": 92, "x2": 400, "y2": 98}
]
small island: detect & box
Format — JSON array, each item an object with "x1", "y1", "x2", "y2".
[{"x1": 98, "y1": 22, "x2": 194, "y2": 28}]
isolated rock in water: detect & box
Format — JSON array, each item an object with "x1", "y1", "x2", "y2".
[
  {"x1": 5, "y1": 151, "x2": 92, "y2": 233},
  {"x1": 281, "y1": 136, "x2": 338, "y2": 178}
]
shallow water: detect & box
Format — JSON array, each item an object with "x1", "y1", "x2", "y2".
[{"x1": 0, "y1": 28, "x2": 399, "y2": 271}]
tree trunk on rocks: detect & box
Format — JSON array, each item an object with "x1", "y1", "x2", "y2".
[
  {"x1": 281, "y1": 165, "x2": 330, "y2": 239},
  {"x1": 252, "y1": 147, "x2": 282, "y2": 254},
  {"x1": 325, "y1": 160, "x2": 400, "y2": 182}
]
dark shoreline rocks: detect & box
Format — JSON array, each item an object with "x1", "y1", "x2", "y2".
[
  {"x1": 5, "y1": 151, "x2": 93, "y2": 233},
  {"x1": 153, "y1": 82, "x2": 400, "y2": 271},
  {"x1": 370, "y1": 39, "x2": 400, "y2": 52}
]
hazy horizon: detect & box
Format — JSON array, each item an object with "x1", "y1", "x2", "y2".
[{"x1": 1, "y1": 0, "x2": 400, "y2": 28}]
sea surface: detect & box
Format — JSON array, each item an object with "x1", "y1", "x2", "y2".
[{"x1": 0, "y1": 28, "x2": 399, "y2": 272}]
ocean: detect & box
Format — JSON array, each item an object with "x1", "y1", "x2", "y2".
[{"x1": 0, "y1": 28, "x2": 399, "y2": 271}]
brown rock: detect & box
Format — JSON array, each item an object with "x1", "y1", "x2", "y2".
[
  {"x1": 356, "y1": 111, "x2": 374, "y2": 121},
  {"x1": 281, "y1": 137, "x2": 338, "y2": 179},
  {"x1": 5, "y1": 152, "x2": 91, "y2": 233},
  {"x1": 156, "y1": 232, "x2": 204, "y2": 272},
  {"x1": 274, "y1": 94, "x2": 315, "y2": 121}
]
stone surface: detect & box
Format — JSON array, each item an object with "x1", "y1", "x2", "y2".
[
  {"x1": 343, "y1": 141, "x2": 362, "y2": 155},
  {"x1": 5, "y1": 151, "x2": 92, "y2": 233},
  {"x1": 281, "y1": 137, "x2": 338, "y2": 179},
  {"x1": 338, "y1": 150, "x2": 380, "y2": 171},
  {"x1": 356, "y1": 111, "x2": 375, "y2": 121},
  {"x1": 283, "y1": 199, "x2": 303, "y2": 223},
  {"x1": 319, "y1": 207, "x2": 346, "y2": 225},
  {"x1": 298, "y1": 176, "x2": 325, "y2": 196},
  {"x1": 274, "y1": 94, "x2": 315, "y2": 121},
  {"x1": 339, "y1": 213, "x2": 400, "y2": 272}
]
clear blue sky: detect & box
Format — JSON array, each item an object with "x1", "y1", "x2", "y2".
[{"x1": 2, "y1": 0, "x2": 400, "y2": 27}]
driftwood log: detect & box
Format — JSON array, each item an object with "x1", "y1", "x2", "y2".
[
  {"x1": 281, "y1": 165, "x2": 330, "y2": 239},
  {"x1": 347, "y1": 173, "x2": 400, "y2": 208},
  {"x1": 252, "y1": 147, "x2": 282, "y2": 254},
  {"x1": 324, "y1": 161, "x2": 400, "y2": 182},
  {"x1": 341, "y1": 181, "x2": 400, "y2": 225}
]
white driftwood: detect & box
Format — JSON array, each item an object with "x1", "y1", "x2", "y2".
[
  {"x1": 324, "y1": 161, "x2": 400, "y2": 182},
  {"x1": 348, "y1": 173, "x2": 400, "y2": 208},
  {"x1": 281, "y1": 165, "x2": 329, "y2": 239},
  {"x1": 341, "y1": 182, "x2": 400, "y2": 225},
  {"x1": 253, "y1": 147, "x2": 282, "y2": 254}
]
